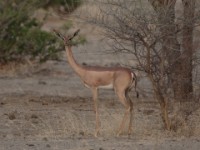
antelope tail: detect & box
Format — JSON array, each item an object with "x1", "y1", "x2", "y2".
[{"x1": 132, "y1": 72, "x2": 139, "y2": 98}]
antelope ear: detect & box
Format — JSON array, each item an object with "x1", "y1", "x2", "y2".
[
  {"x1": 68, "y1": 29, "x2": 80, "y2": 41},
  {"x1": 52, "y1": 29, "x2": 66, "y2": 41},
  {"x1": 73, "y1": 29, "x2": 80, "y2": 37}
]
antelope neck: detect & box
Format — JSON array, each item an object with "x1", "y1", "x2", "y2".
[{"x1": 65, "y1": 46, "x2": 85, "y2": 77}]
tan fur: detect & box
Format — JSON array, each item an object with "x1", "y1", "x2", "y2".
[{"x1": 54, "y1": 29, "x2": 138, "y2": 136}]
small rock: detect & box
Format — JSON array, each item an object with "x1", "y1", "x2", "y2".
[
  {"x1": 82, "y1": 62, "x2": 87, "y2": 66},
  {"x1": 79, "y1": 131, "x2": 85, "y2": 136},
  {"x1": 46, "y1": 144, "x2": 51, "y2": 148},
  {"x1": 42, "y1": 101, "x2": 48, "y2": 105},
  {"x1": 31, "y1": 114, "x2": 38, "y2": 119},
  {"x1": 0, "y1": 102, "x2": 6, "y2": 105},
  {"x1": 43, "y1": 137, "x2": 48, "y2": 141},
  {"x1": 8, "y1": 112, "x2": 16, "y2": 120},
  {"x1": 26, "y1": 143, "x2": 35, "y2": 147},
  {"x1": 38, "y1": 80, "x2": 47, "y2": 85}
]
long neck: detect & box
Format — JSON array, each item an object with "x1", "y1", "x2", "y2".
[{"x1": 65, "y1": 46, "x2": 85, "y2": 77}]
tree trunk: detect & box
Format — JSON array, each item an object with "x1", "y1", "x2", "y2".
[
  {"x1": 151, "y1": 1, "x2": 182, "y2": 102},
  {"x1": 179, "y1": 0, "x2": 195, "y2": 101},
  {"x1": 149, "y1": 0, "x2": 194, "y2": 102}
]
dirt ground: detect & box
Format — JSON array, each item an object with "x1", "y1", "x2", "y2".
[
  {"x1": 1, "y1": 2, "x2": 200, "y2": 150},
  {"x1": 1, "y1": 66, "x2": 200, "y2": 150}
]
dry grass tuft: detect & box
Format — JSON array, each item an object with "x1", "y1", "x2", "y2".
[
  {"x1": 1, "y1": 95, "x2": 200, "y2": 141},
  {"x1": 0, "y1": 61, "x2": 37, "y2": 77}
]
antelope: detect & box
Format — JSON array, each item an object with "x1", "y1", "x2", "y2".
[{"x1": 53, "y1": 29, "x2": 138, "y2": 137}]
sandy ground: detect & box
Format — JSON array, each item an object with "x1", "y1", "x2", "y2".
[
  {"x1": 1, "y1": 76, "x2": 200, "y2": 150},
  {"x1": 1, "y1": 2, "x2": 200, "y2": 150}
]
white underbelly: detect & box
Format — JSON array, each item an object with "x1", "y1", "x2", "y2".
[
  {"x1": 83, "y1": 82, "x2": 114, "y2": 89},
  {"x1": 99, "y1": 83, "x2": 114, "y2": 89}
]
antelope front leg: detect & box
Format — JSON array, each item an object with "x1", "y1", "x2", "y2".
[{"x1": 92, "y1": 87, "x2": 101, "y2": 137}]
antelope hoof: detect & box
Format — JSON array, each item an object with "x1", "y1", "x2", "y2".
[
  {"x1": 116, "y1": 131, "x2": 122, "y2": 137},
  {"x1": 128, "y1": 128, "x2": 132, "y2": 135},
  {"x1": 94, "y1": 130, "x2": 100, "y2": 137}
]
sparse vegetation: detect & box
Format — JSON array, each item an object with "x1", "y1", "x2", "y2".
[
  {"x1": 0, "y1": 0, "x2": 82, "y2": 64},
  {"x1": 87, "y1": 0, "x2": 200, "y2": 131},
  {"x1": 44, "y1": 0, "x2": 82, "y2": 12}
]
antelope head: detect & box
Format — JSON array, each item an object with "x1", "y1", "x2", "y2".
[{"x1": 53, "y1": 29, "x2": 80, "y2": 46}]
